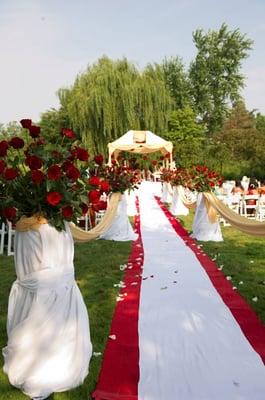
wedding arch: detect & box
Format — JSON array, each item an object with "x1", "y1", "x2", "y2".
[{"x1": 108, "y1": 130, "x2": 173, "y2": 168}]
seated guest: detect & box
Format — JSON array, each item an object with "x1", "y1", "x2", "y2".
[{"x1": 232, "y1": 181, "x2": 244, "y2": 194}]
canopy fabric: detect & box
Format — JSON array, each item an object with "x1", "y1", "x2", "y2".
[{"x1": 108, "y1": 130, "x2": 173, "y2": 165}]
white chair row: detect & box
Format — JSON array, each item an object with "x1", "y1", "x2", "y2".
[
  {"x1": 217, "y1": 194, "x2": 265, "y2": 222},
  {"x1": 0, "y1": 222, "x2": 15, "y2": 256}
]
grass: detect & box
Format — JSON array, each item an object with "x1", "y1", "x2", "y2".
[
  {"x1": 0, "y1": 212, "x2": 264, "y2": 399},
  {"x1": 0, "y1": 239, "x2": 132, "y2": 400},
  {"x1": 178, "y1": 210, "x2": 265, "y2": 323}
]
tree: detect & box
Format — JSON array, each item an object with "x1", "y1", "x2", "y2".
[
  {"x1": 163, "y1": 107, "x2": 206, "y2": 167},
  {"x1": 160, "y1": 57, "x2": 191, "y2": 109},
  {"x1": 56, "y1": 57, "x2": 173, "y2": 155},
  {"x1": 189, "y1": 23, "x2": 253, "y2": 134},
  {"x1": 211, "y1": 101, "x2": 265, "y2": 176}
]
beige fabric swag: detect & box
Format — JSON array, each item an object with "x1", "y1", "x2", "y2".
[{"x1": 203, "y1": 192, "x2": 265, "y2": 236}]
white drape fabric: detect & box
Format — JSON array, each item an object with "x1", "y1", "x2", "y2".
[
  {"x1": 161, "y1": 182, "x2": 173, "y2": 203},
  {"x1": 125, "y1": 189, "x2": 138, "y2": 216},
  {"x1": 100, "y1": 194, "x2": 138, "y2": 241},
  {"x1": 2, "y1": 222, "x2": 92, "y2": 399},
  {"x1": 170, "y1": 185, "x2": 189, "y2": 216},
  {"x1": 191, "y1": 192, "x2": 223, "y2": 241},
  {"x1": 137, "y1": 182, "x2": 265, "y2": 400}
]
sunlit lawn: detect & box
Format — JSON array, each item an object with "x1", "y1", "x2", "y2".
[{"x1": 0, "y1": 211, "x2": 264, "y2": 399}]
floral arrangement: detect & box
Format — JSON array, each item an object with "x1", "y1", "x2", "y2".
[
  {"x1": 101, "y1": 161, "x2": 140, "y2": 194},
  {"x1": 0, "y1": 119, "x2": 106, "y2": 230},
  {"x1": 160, "y1": 168, "x2": 173, "y2": 183},
  {"x1": 188, "y1": 165, "x2": 223, "y2": 192},
  {"x1": 170, "y1": 168, "x2": 191, "y2": 188}
]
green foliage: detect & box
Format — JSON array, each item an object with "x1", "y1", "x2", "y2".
[
  {"x1": 210, "y1": 101, "x2": 265, "y2": 178},
  {"x1": 163, "y1": 107, "x2": 206, "y2": 166},
  {"x1": 56, "y1": 57, "x2": 173, "y2": 155},
  {"x1": 161, "y1": 57, "x2": 191, "y2": 108},
  {"x1": 189, "y1": 23, "x2": 253, "y2": 133}
]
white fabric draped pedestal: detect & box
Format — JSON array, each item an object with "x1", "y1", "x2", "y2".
[
  {"x1": 100, "y1": 194, "x2": 138, "y2": 241},
  {"x1": 191, "y1": 192, "x2": 223, "y2": 242},
  {"x1": 161, "y1": 182, "x2": 173, "y2": 203},
  {"x1": 125, "y1": 189, "x2": 138, "y2": 216},
  {"x1": 3, "y1": 222, "x2": 92, "y2": 400},
  {"x1": 170, "y1": 185, "x2": 189, "y2": 216}
]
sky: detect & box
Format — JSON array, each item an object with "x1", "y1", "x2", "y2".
[{"x1": 1, "y1": 0, "x2": 265, "y2": 124}]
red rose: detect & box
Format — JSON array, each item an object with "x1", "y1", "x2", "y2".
[
  {"x1": 47, "y1": 164, "x2": 61, "y2": 181},
  {"x1": 26, "y1": 155, "x2": 43, "y2": 170},
  {"x1": 29, "y1": 125, "x2": 41, "y2": 138},
  {"x1": 51, "y1": 150, "x2": 61, "y2": 159},
  {"x1": 80, "y1": 203, "x2": 89, "y2": 215},
  {"x1": 61, "y1": 128, "x2": 76, "y2": 139},
  {"x1": 68, "y1": 148, "x2": 78, "y2": 160},
  {"x1": 66, "y1": 165, "x2": 80, "y2": 181},
  {"x1": 3, "y1": 206, "x2": 17, "y2": 220},
  {"x1": 152, "y1": 160, "x2": 158, "y2": 166},
  {"x1": 111, "y1": 159, "x2": 117, "y2": 165},
  {"x1": 89, "y1": 175, "x2": 100, "y2": 187},
  {"x1": 94, "y1": 154, "x2": 104, "y2": 165},
  {"x1": 61, "y1": 160, "x2": 74, "y2": 172},
  {"x1": 31, "y1": 170, "x2": 45, "y2": 184},
  {"x1": 9, "y1": 137, "x2": 25, "y2": 149},
  {"x1": 46, "y1": 191, "x2": 62, "y2": 206},
  {"x1": 0, "y1": 140, "x2": 9, "y2": 157},
  {"x1": 159, "y1": 156, "x2": 164, "y2": 161},
  {"x1": 92, "y1": 200, "x2": 107, "y2": 212},
  {"x1": 0, "y1": 159, "x2": 6, "y2": 174},
  {"x1": 88, "y1": 189, "x2": 101, "y2": 204},
  {"x1": 61, "y1": 206, "x2": 74, "y2": 219},
  {"x1": 36, "y1": 138, "x2": 45, "y2": 146},
  {"x1": 4, "y1": 168, "x2": 19, "y2": 180},
  {"x1": 20, "y1": 119, "x2": 32, "y2": 129},
  {"x1": 76, "y1": 147, "x2": 89, "y2": 162},
  {"x1": 100, "y1": 180, "x2": 110, "y2": 193}
]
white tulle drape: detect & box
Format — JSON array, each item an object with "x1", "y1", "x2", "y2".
[
  {"x1": 170, "y1": 186, "x2": 189, "y2": 216},
  {"x1": 2, "y1": 222, "x2": 92, "y2": 399},
  {"x1": 125, "y1": 189, "x2": 138, "y2": 216},
  {"x1": 100, "y1": 194, "x2": 138, "y2": 241},
  {"x1": 161, "y1": 182, "x2": 173, "y2": 203},
  {"x1": 191, "y1": 193, "x2": 223, "y2": 242}
]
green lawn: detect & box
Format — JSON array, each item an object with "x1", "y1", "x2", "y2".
[{"x1": 0, "y1": 212, "x2": 264, "y2": 399}]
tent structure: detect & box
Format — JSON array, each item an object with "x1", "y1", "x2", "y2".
[{"x1": 108, "y1": 130, "x2": 174, "y2": 168}]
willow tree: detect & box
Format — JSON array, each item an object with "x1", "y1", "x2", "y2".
[{"x1": 58, "y1": 56, "x2": 173, "y2": 155}]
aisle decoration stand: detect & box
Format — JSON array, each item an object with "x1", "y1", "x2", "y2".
[{"x1": 0, "y1": 120, "x2": 139, "y2": 399}]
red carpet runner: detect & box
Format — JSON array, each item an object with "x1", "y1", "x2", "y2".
[{"x1": 92, "y1": 198, "x2": 142, "y2": 400}]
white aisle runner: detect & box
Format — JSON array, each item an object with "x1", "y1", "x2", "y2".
[{"x1": 138, "y1": 182, "x2": 265, "y2": 400}]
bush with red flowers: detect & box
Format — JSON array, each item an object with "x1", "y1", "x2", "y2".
[{"x1": 0, "y1": 119, "x2": 106, "y2": 230}]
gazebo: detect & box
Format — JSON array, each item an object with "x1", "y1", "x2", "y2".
[{"x1": 107, "y1": 130, "x2": 173, "y2": 168}]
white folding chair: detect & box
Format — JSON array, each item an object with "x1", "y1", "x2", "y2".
[
  {"x1": 77, "y1": 213, "x2": 92, "y2": 231},
  {"x1": 0, "y1": 222, "x2": 6, "y2": 254},
  {"x1": 7, "y1": 221, "x2": 15, "y2": 256},
  {"x1": 241, "y1": 195, "x2": 259, "y2": 219},
  {"x1": 255, "y1": 196, "x2": 265, "y2": 221},
  {"x1": 95, "y1": 210, "x2": 106, "y2": 225}
]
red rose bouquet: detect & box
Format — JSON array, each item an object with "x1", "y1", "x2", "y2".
[
  {"x1": 0, "y1": 119, "x2": 101, "y2": 230},
  {"x1": 189, "y1": 165, "x2": 223, "y2": 192},
  {"x1": 101, "y1": 163, "x2": 140, "y2": 194}
]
